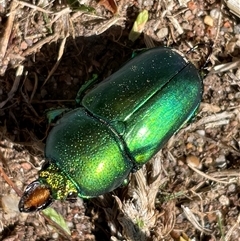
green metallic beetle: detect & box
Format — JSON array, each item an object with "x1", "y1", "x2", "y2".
[{"x1": 19, "y1": 47, "x2": 203, "y2": 212}]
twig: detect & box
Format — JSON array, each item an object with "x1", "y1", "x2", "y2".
[
  {"x1": 22, "y1": 33, "x2": 59, "y2": 56},
  {"x1": 0, "y1": 165, "x2": 23, "y2": 197},
  {"x1": 0, "y1": 0, "x2": 18, "y2": 60}
]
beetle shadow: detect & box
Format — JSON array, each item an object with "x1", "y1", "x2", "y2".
[{"x1": 0, "y1": 27, "x2": 154, "y2": 240}]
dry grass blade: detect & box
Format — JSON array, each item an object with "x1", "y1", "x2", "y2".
[
  {"x1": 30, "y1": 72, "x2": 38, "y2": 103},
  {"x1": 182, "y1": 206, "x2": 212, "y2": 235},
  {"x1": 153, "y1": 201, "x2": 176, "y2": 240},
  {"x1": 210, "y1": 169, "x2": 240, "y2": 178},
  {"x1": 188, "y1": 164, "x2": 230, "y2": 184},
  {"x1": 195, "y1": 111, "x2": 234, "y2": 127},
  {"x1": 95, "y1": 16, "x2": 125, "y2": 35},
  {"x1": 180, "y1": 111, "x2": 235, "y2": 135},
  {"x1": 224, "y1": 0, "x2": 240, "y2": 18},
  {"x1": 0, "y1": 65, "x2": 24, "y2": 108},
  {"x1": 114, "y1": 196, "x2": 147, "y2": 241},
  {"x1": 18, "y1": 0, "x2": 52, "y2": 13},
  {"x1": 50, "y1": 7, "x2": 72, "y2": 26},
  {"x1": 20, "y1": 72, "x2": 39, "y2": 117},
  {"x1": 224, "y1": 214, "x2": 240, "y2": 241},
  {"x1": 167, "y1": 15, "x2": 183, "y2": 35},
  {"x1": 210, "y1": 59, "x2": 240, "y2": 73},
  {"x1": 42, "y1": 35, "x2": 68, "y2": 87},
  {"x1": 144, "y1": 34, "x2": 156, "y2": 48}
]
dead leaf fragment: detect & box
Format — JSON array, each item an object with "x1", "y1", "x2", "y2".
[{"x1": 99, "y1": 0, "x2": 118, "y2": 14}]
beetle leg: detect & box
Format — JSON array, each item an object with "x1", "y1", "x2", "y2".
[{"x1": 75, "y1": 74, "x2": 98, "y2": 105}]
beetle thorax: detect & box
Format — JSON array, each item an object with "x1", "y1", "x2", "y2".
[{"x1": 39, "y1": 162, "x2": 78, "y2": 200}]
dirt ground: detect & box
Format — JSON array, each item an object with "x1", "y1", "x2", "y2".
[{"x1": 0, "y1": 0, "x2": 240, "y2": 240}]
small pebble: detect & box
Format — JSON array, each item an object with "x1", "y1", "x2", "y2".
[
  {"x1": 187, "y1": 1, "x2": 197, "y2": 11},
  {"x1": 204, "y1": 15, "x2": 214, "y2": 26},
  {"x1": 224, "y1": 21, "x2": 232, "y2": 28},
  {"x1": 235, "y1": 68, "x2": 240, "y2": 80},
  {"x1": 207, "y1": 212, "x2": 217, "y2": 222},
  {"x1": 227, "y1": 183, "x2": 237, "y2": 194},
  {"x1": 234, "y1": 24, "x2": 240, "y2": 34},
  {"x1": 52, "y1": 232, "x2": 59, "y2": 239},
  {"x1": 184, "y1": 10, "x2": 193, "y2": 20},
  {"x1": 157, "y1": 27, "x2": 169, "y2": 39},
  {"x1": 210, "y1": 8, "x2": 220, "y2": 19},
  {"x1": 182, "y1": 22, "x2": 192, "y2": 30},
  {"x1": 196, "y1": 137, "x2": 204, "y2": 146},
  {"x1": 196, "y1": 130, "x2": 205, "y2": 136},
  {"x1": 230, "y1": 120, "x2": 238, "y2": 127},
  {"x1": 206, "y1": 26, "x2": 217, "y2": 36},
  {"x1": 67, "y1": 221, "x2": 74, "y2": 228},
  {"x1": 144, "y1": 0, "x2": 154, "y2": 6},
  {"x1": 1, "y1": 194, "x2": 19, "y2": 214},
  {"x1": 219, "y1": 195, "x2": 229, "y2": 206},
  {"x1": 186, "y1": 142, "x2": 193, "y2": 150},
  {"x1": 197, "y1": 146, "x2": 203, "y2": 153},
  {"x1": 21, "y1": 162, "x2": 32, "y2": 171},
  {"x1": 187, "y1": 136, "x2": 194, "y2": 143},
  {"x1": 20, "y1": 41, "x2": 28, "y2": 50},
  {"x1": 228, "y1": 93, "x2": 234, "y2": 100},
  {"x1": 215, "y1": 155, "x2": 227, "y2": 168},
  {"x1": 205, "y1": 157, "x2": 213, "y2": 165},
  {"x1": 186, "y1": 155, "x2": 202, "y2": 169}
]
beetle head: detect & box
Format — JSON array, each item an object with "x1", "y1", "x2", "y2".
[
  {"x1": 19, "y1": 180, "x2": 53, "y2": 212},
  {"x1": 19, "y1": 161, "x2": 79, "y2": 212}
]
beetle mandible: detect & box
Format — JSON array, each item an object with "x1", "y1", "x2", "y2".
[{"x1": 19, "y1": 47, "x2": 203, "y2": 212}]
